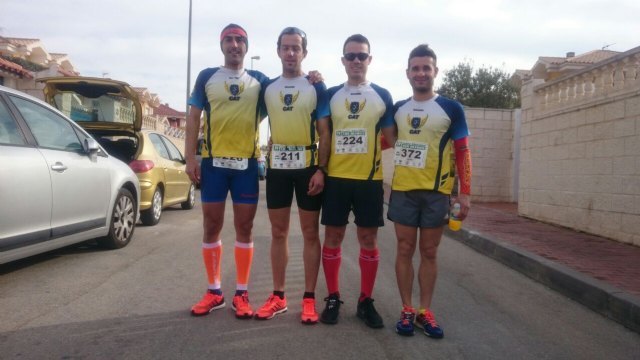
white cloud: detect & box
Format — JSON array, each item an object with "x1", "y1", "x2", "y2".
[{"x1": 1, "y1": 0, "x2": 638, "y2": 113}]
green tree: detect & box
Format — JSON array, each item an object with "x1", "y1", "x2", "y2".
[{"x1": 437, "y1": 61, "x2": 520, "y2": 109}]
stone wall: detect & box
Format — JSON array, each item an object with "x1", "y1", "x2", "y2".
[{"x1": 519, "y1": 47, "x2": 640, "y2": 246}]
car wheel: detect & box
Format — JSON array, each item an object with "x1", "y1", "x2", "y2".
[
  {"x1": 181, "y1": 183, "x2": 196, "y2": 210},
  {"x1": 141, "y1": 187, "x2": 163, "y2": 226},
  {"x1": 98, "y1": 188, "x2": 136, "y2": 249}
]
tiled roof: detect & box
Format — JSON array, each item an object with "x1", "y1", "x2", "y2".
[
  {"x1": 2, "y1": 37, "x2": 41, "y2": 47},
  {"x1": 540, "y1": 50, "x2": 620, "y2": 65},
  {"x1": 539, "y1": 56, "x2": 566, "y2": 64},
  {"x1": 49, "y1": 53, "x2": 68, "y2": 60},
  {"x1": 155, "y1": 103, "x2": 186, "y2": 118},
  {"x1": 57, "y1": 67, "x2": 78, "y2": 77},
  {"x1": 0, "y1": 57, "x2": 33, "y2": 78},
  {"x1": 567, "y1": 50, "x2": 619, "y2": 64}
]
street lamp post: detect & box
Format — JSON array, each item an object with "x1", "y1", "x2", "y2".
[
  {"x1": 250, "y1": 55, "x2": 260, "y2": 70},
  {"x1": 185, "y1": 0, "x2": 193, "y2": 116}
]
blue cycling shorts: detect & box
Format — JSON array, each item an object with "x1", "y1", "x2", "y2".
[{"x1": 200, "y1": 158, "x2": 259, "y2": 204}]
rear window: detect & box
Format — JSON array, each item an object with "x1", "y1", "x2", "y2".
[{"x1": 52, "y1": 91, "x2": 136, "y2": 124}]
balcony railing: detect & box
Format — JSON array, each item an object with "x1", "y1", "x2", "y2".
[{"x1": 534, "y1": 46, "x2": 640, "y2": 114}]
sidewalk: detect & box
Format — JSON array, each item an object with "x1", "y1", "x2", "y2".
[{"x1": 382, "y1": 185, "x2": 640, "y2": 333}]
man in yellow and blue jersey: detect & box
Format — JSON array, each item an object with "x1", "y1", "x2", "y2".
[
  {"x1": 388, "y1": 44, "x2": 472, "y2": 339},
  {"x1": 185, "y1": 24, "x2": 269, "y2": 319},
  {"x1": 319, "y1": 34, "x2": 396, "y2": 329},
  {"x1": 253, "y1": 27, "x2": 330, "y2": 325}
]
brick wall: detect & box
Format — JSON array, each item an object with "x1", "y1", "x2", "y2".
[{"x1": 519, "y1": 48, "x2": 640, "y2": 246}]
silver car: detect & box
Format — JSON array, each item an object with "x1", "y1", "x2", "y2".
[{"x1": 0, "y1": 85, "x2": 140, "y2": 264}]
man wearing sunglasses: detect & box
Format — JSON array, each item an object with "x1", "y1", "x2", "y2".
[
  {"x1": 185, "y1": 23, "x2": 269, "y2": 320},
  {"x1": 319, "y1": 34, "x2": 396, "y2": 328},
  {"x1": 388, "y1": 44, "x2": 472, "y2": 339},
  {"x1": 254, "y1": 27, "x2": 330, "y2": 325}
]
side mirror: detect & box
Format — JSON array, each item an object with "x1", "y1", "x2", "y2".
[{"x1": 84, "y1": 138, "x2": 100, "y2": 154}]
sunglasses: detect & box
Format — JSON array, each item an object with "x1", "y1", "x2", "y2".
[{"x1": 343, "y1": 52, "x2": 370, "y2": 62}]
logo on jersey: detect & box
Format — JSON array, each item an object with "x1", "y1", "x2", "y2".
[
  {"x1": 344, "y1": 98, "x2": 366, "y2": 119},
  {"x1": 407, "y1": 114, "x2": 428, "y2": 134},
  {"x1": 224, "y1": 81, "x2": 245, "y2": 101},
  {"x1": 279, "y1": 91, "x2": 300, "y2": 111}
]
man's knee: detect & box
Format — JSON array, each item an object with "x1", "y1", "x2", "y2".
[{"x1": 397, "y1": 239, "x2": 416, "y2": 258}]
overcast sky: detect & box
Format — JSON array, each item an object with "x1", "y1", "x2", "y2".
[{"x1": 2, "y1": 0, "x2": 638, "y2": 114}]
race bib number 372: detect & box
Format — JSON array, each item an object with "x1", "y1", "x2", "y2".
[
  {"x1": 335, "y1": 128, "x2": 367, "y2": 154},
  {"x1": 212, "y1": 157, "x2": 248, "y2": 170},
  {"x1": 394, "y1": 140, "x2": 427, "y2": 169}
]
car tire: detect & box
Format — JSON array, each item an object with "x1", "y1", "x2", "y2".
[
  {"x1": 98, "y1": 188, "x2": 136, "y2": 249},
  {"x1": 181, "y1": 183, "x2": 196, "y2": 210},
  {"x1": 141, "y1": 187, "x2": 163, "y2": 226}
]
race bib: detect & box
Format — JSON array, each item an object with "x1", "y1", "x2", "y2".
[
  {"x1": 335, "y1": 128, "x2": 367, "y2": 154},
  {"x1": 212, "y1": 157, "x2": 248, "y2": 170},
  {"x1": 271, "y1": 144, "x2": 306, "y2": 169},
  {"x1": 394, "y1": 140, "x2": 427, "y2": 169}
]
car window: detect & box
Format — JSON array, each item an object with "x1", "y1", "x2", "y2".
[
  {"x1": 9, "y1": 95, "x2": 82, "y2": 152},
  {"x1": 149, "y1": 133, "x2": 170, "y2": 159},
  {"x1": 161, "y1": 135, "x2": 184, "y2": 162},
  {"x1": 0, "y1": 99, "x2": 25, "y2": 145},
  {"x1": 53, "y1": 91, "x2": 136, "y2": 124}
]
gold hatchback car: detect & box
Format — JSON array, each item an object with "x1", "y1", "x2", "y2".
[{"x1": 41, "y1": 77, "x2": 196, "y2": 226}]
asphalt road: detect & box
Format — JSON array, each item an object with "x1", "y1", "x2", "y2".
[{"x1": 1, "y1": 182, "x2": 639, "y2": 359}]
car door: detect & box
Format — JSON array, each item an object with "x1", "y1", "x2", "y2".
[
  {"x1": 8, "y1": 95, "x2": 112, "y2": 237},
  {"x1": 160, "y1": 135, "x2": 190, "y2": 203},
  {"x1": 148, "y1": 133, "x2": 180, "y2": 203},
  {"x1": 0, "y1": 96, "x2": 52, "y2": 252}
]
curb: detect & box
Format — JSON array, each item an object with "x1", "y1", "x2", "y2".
[{"x1": 445, "y1": 227, "x2": 640, "y2": 334}]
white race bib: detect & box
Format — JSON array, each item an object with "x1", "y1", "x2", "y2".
[
  {"x1": 212, "y1": 157, "x2": 248, "y2": 170},
  {"x1": 394, "y1": 140, "x2": 427, "y2": 169},
  {"x1": 335, "y1": 128, "x2": 367, "y2": 154},
  {"x1": 271, "y1": 144, "x2": 306, "y2": 169}
]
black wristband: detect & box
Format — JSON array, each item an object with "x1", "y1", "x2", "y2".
[{"x1": 317, "y1": 166, "x2": 328, "y2": 176}]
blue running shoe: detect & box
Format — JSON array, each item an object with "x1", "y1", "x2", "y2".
[
  {"x1": 415, "y1": 309, "x2": 444, "y2": 339},
  {"x1": 395, "y1": 305, "x2": 416, "y2": 336}
]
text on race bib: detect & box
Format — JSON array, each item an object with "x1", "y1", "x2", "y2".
[
  {"x1": 271, "y1": 144, "x2": 306, "y2": 169},
  {"x1": 394, "y1": 140, "x2": 427, "y2": 169},
  {"x1": 335, "y1": 128, "x2": 367, "y2": 154},
  {"x1": 212, "y1": 157, "x2": 248, "y2": 170}
]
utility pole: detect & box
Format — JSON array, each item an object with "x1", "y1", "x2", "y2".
[{"x1": 186, "y1": 0, "x2": 193, "y2": 115}]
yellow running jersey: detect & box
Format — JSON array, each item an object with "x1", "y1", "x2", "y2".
[
  {"x1": 326, "y1": 82, "x2": 394, "y2": 180},
  {"x1": 391, "y1": 95, "x2": 469, "y2": 194},
  {"x1": 189, "y1": 67, "x2": 269, "y2": 159},
  {"x1": 263, "y1": 76, "x2": 329, "y2": 168}
]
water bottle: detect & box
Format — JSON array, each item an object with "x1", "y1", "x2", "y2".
[{"x1": 448, "y1": 203, "x2": 462, "y2": 231}]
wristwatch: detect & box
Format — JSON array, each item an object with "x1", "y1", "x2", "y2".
[{"x1": 317, "y1": 166, "x2": 328, "y2": 176}]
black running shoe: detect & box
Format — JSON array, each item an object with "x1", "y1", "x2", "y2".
[
  {"x1": 320, "y1": 294, "x2": 343, "y2": 324},
  {"x1": 356, "y1": 297, "x2": 384, "y2": 328}
]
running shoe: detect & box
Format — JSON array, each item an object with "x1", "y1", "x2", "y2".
[
  {"x1": 255, "y1": 294, "x2": 288, "y2": 320},
  {"x1": 320, "y1": 293, "x2": 343, "y2": 324},
  {"x1": 395, "y1": 305, "x2": 416, "y2": 336},
  {"x1": 231, "y1": 292, "x2": 254, "y2": 319},
  {"x1": 190, "y1": 292, "x2": 225, "y2": 316},
  {"x1": 356, "y1": 297, "x2": 384, "y2": 328},
  {"x1": 415, "y1": 309, "x2": 444, "y2": 338},
  {"x1": 301, "y1": 298, "x2": 319, "y2": 324}
]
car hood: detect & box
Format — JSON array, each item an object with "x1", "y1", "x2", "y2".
[{"x1": 40, "y1": 77, "x2": 142, "y2": 133}]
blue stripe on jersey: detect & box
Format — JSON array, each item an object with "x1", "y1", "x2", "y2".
[
  {"x1": 370, "y1": 83, "x2": 395, "y2": 129},
  {"x1": 435, "y1": 96, "x2": 470, "y2": 140}
]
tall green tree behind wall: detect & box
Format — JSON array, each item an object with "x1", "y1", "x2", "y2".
[{"x1": 437, "y1": 61, "x2": 521, "y2": 109}]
